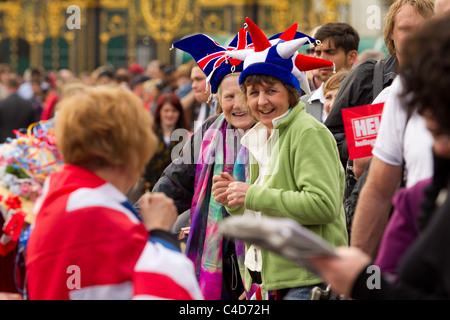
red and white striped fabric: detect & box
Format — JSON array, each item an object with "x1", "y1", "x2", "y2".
[
  {"x1": 133, "y1": 241, "x2": 202, "y2": 300},
  {"x1": 26, "y1": 164, "x2": 202, "y2": 300}
]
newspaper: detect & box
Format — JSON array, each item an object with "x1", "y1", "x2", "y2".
[{"x1": 219, "y1": 216, "x2": 337, "y2": 276}]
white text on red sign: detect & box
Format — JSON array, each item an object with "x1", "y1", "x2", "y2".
[{"x1": 352, "y1": 115, "x2": 382, "y2": 139}]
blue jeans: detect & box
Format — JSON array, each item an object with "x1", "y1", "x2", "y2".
[{"x1": 282, "y1": 283, "x2": 327, "y2": 300}]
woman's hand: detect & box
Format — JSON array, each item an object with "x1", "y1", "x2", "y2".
[
  {"x1": 0, "y1": 292, "x2": 23, "y2": 300},
  {"x1": 226, "y1": 181, "x2": 251, "y2": 207},
  {"x1": 140, "y1": 192, "x2": 178, "y2": 232},
  {"x1": 308, "y1": 246, "x2": 371, "y2": 298},
  {"x1": 178, "y1": 227, "x2": 190, "y2": 240},
  {"x1": 238, "y1": 291, "x2": 247, "y2": 300},
  {"x1": 212, "y1": 172, "x2": 235, "y2": 205}
]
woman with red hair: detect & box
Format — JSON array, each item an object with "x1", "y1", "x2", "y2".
[{"x1": 143, "y1": 92, "x2": 189, "y2": 191}]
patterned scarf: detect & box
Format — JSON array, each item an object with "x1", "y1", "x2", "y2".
[{"x1": 186, "y1": 114, "x2": 249, "y2": 300}]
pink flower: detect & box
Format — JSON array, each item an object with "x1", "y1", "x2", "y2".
[
  {"x1": 20, "y1": 183, "x2": 31, "y2": 197},
  {"x1": 30, "y1": 182, "x2": 42, "y2": 194}
]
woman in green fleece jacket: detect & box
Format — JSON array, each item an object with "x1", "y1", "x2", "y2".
[{"x1": 212, "y1": 18, "x2": 348, "y2": 300}]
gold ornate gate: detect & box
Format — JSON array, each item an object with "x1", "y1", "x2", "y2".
[{"x1": 0, "y1": 0, "x2": 351, "y2": 74}]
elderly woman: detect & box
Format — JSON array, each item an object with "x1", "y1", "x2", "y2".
[
  {"x1": 213, "y1": 18, "x2": 348, "y2": 300},
  {"x1": 25, "y1": 87, "x2": 202, "y2": 300},
  {"x1": 148, "y1": 28, "x2": 257, "y2": 300}
]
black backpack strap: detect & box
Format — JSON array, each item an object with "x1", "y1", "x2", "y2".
[{"x1": 372, "y1": 59, "x2": 385, "y2": 100}]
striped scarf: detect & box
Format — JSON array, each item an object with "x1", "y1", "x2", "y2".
[{"x1": 186, "y1": 114, "x2": 249, "y2": 300}]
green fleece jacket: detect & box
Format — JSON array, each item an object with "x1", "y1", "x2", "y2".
[{"x1": 227, "y1": 102, "x2": 348, "y2": 291}]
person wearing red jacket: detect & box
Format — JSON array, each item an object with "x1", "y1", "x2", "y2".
[{"x1": 26, "y1": 87, "x2": 202, "y2": 300}]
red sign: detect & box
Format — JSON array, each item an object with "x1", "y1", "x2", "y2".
[{"x1": 342, "y1": 103, "x2": 384, "y2": 160}]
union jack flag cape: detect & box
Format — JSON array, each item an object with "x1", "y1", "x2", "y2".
[{"x1": 26, "y1": 164, "x2": 203, "y2": 300}]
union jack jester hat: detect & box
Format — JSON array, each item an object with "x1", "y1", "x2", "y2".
[
  {"x1": 227, "y1": 17, "x2": 335, "y2": 95},
  {"x1": 172, "y1": 27, "x2": 253, "y2": 95}
]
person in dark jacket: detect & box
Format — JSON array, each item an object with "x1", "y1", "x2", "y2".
[
  {"x1": 324, "y1": 0, "x2": 435, "y2": 168},
  {"x1": 326, "y1": 0, "x2": 435, "y2": 245},
  {"x1": 0, "y1": 74, "x2": 36, "y2": 143}
]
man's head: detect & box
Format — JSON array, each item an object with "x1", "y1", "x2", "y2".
[
  {"x1": 30, "y1": 68, "x2": 43, "y2": 82},
  {"x1": 130, "y1": 75, "x2": 151, "y2": 100},
  {"x1": 190, "y1": 66, "x2": 209, "y2": 103},
  {"x1": 384, "y1": 0, "x2": 434, "y2": 64},
  {"x1": 6, "y1": 74, "x2": 20, "y2": 92},
  {"x1": 313, "y1": 22, "x2": 359, "y2": 82},
  {"x1": 114, "y1": 68, "x2": 131, "y2": 86},
  {"x1": 96, "y1": 70, "x2": 113, "y2": 86},
  {"x1": 146, "y1": 60, "x2": 164, "y2": 80},
  {"x1": 163, "y1": 64, "x2": 178, "y2": 91},
  {"x1": 0, "y1": 64, "x2": 10, "y2": 84}
]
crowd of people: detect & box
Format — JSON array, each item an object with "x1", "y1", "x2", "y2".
[{"x1": 0, "y1": 0, "x2": 450, "y2": 301}]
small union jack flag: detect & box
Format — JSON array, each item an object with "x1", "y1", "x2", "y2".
[{"x1": 172, "y1": 27, "x2": 253, "y2": 94}]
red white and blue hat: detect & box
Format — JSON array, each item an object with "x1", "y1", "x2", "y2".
[
  {"x1": 172, "y1": 27, "x2": 253, "y2": 94},
  {"x1": 227, "y1": 17, "x2": 335, "y2": 95}
]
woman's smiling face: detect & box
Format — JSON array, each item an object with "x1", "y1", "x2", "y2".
[
  {"x1": 219, "y1": 74, "x2": 254, "y2": 131},
  {"x1": 159, "y1": 103, "x2": 180, "y2": 127},
  {"x1": 246, "y1": 80, "x2": 290, "y2": 130}
]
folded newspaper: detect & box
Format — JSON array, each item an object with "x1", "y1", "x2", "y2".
[{"x1": 219, "y1": 216, "x2": 337, "y2": 276}]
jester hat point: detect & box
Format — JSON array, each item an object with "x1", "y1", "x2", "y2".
[
  {"x1": 172, "y1": 28, "x2": 253, "y2": 94},
  {"x1": 228, "y1": 17, "x2": 334, "y2": 95}
]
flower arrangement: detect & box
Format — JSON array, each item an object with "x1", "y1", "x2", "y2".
[
  {"x1": 0, "y1": 166, "x2": 43, "y2": 202},
  {"x1": 0, "y1": 194, "x2": 26, "y2": 256},
  {"x1": 0, "y1": 120, "x2": 63, "y2": 256}
]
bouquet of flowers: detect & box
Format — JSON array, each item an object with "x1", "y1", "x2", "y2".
[{"x1": 0, "y1": 120, "x2": 63, "y2": 256}]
